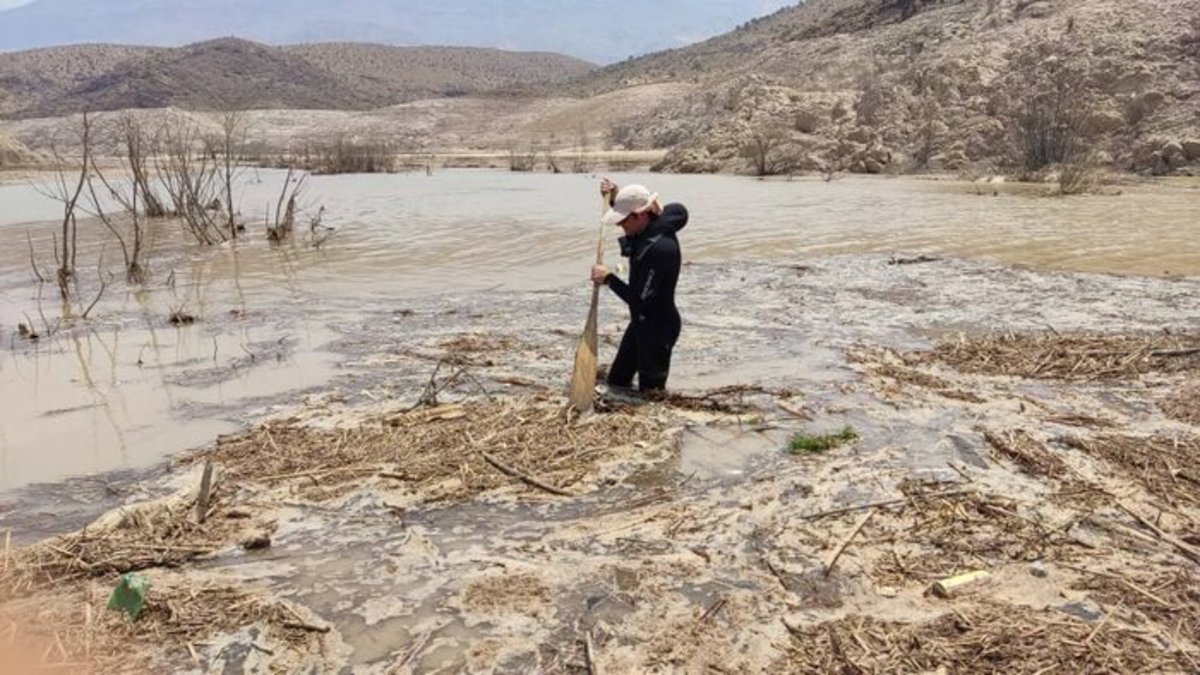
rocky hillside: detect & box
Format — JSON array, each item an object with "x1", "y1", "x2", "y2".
[
  {"x1": 0, "y1": 133, "x2": 41, "y2": 168},
  {"x1": 0, "y1": 39, "x2": 594, "y2": 119},
  {"x1": 564, "y1": 0, "x2": 1200, "y2": 176}
]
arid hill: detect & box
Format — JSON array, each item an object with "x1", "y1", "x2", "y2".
[
  {"x1": 548, "y1": 0, "x2": 1200, "y2": 176},
  {"x1": 2, "y1": 0, "x2": 1197, "y2": 177},
  {"x1": 0, "y1": 38, "x2": 595, "y2": 118}
]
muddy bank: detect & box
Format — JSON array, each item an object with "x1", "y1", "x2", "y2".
[{"x1": 2, "y1": 253, "x2": 1199, "y2": 672}]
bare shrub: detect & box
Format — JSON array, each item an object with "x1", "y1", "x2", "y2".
[
  {"x1": 912, "y1": 97, "x2": 946, "y2": 169},
  {"x1": 266, "y1": 167, "x2": 310, "y2": 243},
  {"x1": 208, "y1": 110, "x2": 248, "y2": 238},
  {"x1": 156, "y1": 114, "x2": 227, "y2": 245},
  {"x1": 85, "y1": 113, "x2": 164, "y2": 283},
  {"x1": 993, "y1": 34, "x2": 1099, "y2": 172},
  {"x1": 507, "y1": 143, "x2": 537, "y2": 172},
  {"x1": 1057, "y1": 151, "x2": 1100, "y2": 196},
  {"x1": 303, "y1": 137, "x2": 395, "y2": 174},
  {"x1": 570, "y1": 123, "x2": 592, "y2": 173},
  {"x1": 997, "y1": 35, "x2": 1094, "y2": 173},
  {"x1": 741, "y1": 122, "x2": 789, "y2": 176}
]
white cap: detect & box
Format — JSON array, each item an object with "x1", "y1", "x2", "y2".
[{"x1": 601, "y1": 184, "x2": 659, "y2": 226}]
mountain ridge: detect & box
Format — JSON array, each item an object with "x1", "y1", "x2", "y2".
[{"x1": 0, "y1": 38, "x2": 595, "y2": 118}]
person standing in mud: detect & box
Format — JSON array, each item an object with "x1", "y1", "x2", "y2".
[{"x1": 590, "y1": 178, "x2": 688, "y2": 393}]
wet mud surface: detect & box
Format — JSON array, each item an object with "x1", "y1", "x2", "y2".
[{"x1": 3, "y1": 250, "x2": 1199, "y2": 672}]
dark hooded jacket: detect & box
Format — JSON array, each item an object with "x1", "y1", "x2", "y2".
[{"x1": 605, "y1": 203, "x2": 688, "y2": 339}]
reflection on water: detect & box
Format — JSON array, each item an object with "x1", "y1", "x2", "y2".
[{"x1": 0, "y1": 170, "x2": 1197, "y2": 491}]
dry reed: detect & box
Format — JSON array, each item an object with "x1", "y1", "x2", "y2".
[{"x1": 927, "y1": 332, "x2": 1200, "y2": 380}]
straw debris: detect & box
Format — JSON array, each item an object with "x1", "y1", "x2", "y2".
[
  {"x1": 872, "y1": 488, "x2": 1077, "y2": 586},
  {"x1": 1058, "y1": 433, "x2": 1200, "y2": 510},
  {"x1": 0, "y1": 577, "x2": 325, "y2": 673},
  {"x1": 773, "y1": 602, "x2": 1193, "y2": 674},
  {"x1": 1162, "y1": 384, "x2": 1200, "y2": 425},
  {"x1": 848, "y1": 345, "x2": 987, "y2": 402},
  {"x1": 196, "y1": 399, "x2": 670, "y2": 503},
  {"x1": 0, "y1": 472, "x2": 260, "y2": 599},
  {"x1": 984, "y1": 429, "x2": 1071, "y2": 479},
  {"x1": 926, "y1": 332, "x2": 1200, "y2": 380},
  {"x1": 1073, "y1": 569, "x2": 1200, "y2": 657}
]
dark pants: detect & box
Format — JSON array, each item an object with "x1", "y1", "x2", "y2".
[{"x1": 607, "y1": 321, "x2": 680, "y2": 392}]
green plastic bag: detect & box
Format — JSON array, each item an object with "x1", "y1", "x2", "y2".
[{"x1": 107, "y1": 573, "x2": 151, "y2": 621}]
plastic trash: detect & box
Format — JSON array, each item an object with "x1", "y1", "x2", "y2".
[
  {"x1": 930, "y1": 570, "x2": 991, "y2": 599},
  {"x1": 107, "y1": 573, "x2": 151, "y2": 621}
]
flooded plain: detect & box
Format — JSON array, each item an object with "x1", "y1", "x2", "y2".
[
  {"x1": 2, "y1": 169, "x2": 1200, "y2": 672},
  {"x1": 2, "y1": 170, "x2": 1197, "y2": 493}
]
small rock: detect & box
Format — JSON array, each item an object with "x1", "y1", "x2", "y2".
[
  {"x1": 1162, "y1": 141, "x2": 1187, "y2": 169},
  {"x1": 1030, "y1": 561, "x2": 1049, "y2": 578},
  {"x1": 846, "y1": 127, "x2": 873, "y2": 144},
  {"x1": 1056, "y1": 600, "x2": 1103, "y2": 622},
  {"x1": 242, "y1": 534, "x2": 272, "y2": 551},
  {"x1": 1182, "y1": 140, "x2": 1200, "y2": 162},
  {"x1": 877, "y1": 586, "x2": 899, "y2": 598}
]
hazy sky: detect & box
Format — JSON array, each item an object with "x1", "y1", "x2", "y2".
[{"x1": 0, "y1": 0, "x2": 800, "y2": 62}]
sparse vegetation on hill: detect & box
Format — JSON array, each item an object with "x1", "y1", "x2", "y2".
[
  {"x1": 2, "y1": 0, "x2": 1197, "y2": 179},
  {"x1": 0, "y1": 39, "x2": 595, "y2": 119},
  {"x1": 283, "y1": 43, "x2": 594, "y2": 104},
  {"x1": 562, "y1": 0, "x2": 1200, "y2": 178}
]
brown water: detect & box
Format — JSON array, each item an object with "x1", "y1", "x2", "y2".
[{"x1": 1, "y1": 170, "x2": 1198, "y2": 491}]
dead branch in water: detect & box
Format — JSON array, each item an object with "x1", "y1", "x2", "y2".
[
  {"x1": 480, "y1": 451, "x2": 574, "y2": 497},
  {"x1": 80, "y1": 247, "x2": 108, "y2": 319},
  {"x1": 32, "y1": 112, "x2": 93, "y2": 299},
  {"x1": 25, "y1": 230, "x2": 45, "y2": 284}
]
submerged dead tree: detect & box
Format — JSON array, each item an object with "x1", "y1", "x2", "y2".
[
  {"x1": 266, "y1": 167, "x2": 309, "y2": 242},
  {"x1": 34, "y1": 112, "x2": 93, "y2": 299},
  {"x1": 211, "y1": 110, "x2": 248, "y2": 238},
  {"x1": 157, "y1": 114, "x2": 227, "y2": 245},
  {"x1": 87, "y1": 113, "x2": 161, "y2": 282}
]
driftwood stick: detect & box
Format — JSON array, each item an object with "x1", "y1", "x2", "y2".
[
  {"x1": 399, "y1": 628, "x2": 435, "y2": 669},
  {"x1": 802, "y1": 489, "x2": 969, "y2": 521},
  {"x1": 283, "y1": 621, "x2": 331, "y2": 634},
  {"x1": 195, "y1": 461, "x2": 214, "y2": 524},
  {"x1": 824, "y1": 508, "x2": 876, "y2": 578},
  {"x1": 584, "y1": 630, "x2": 601, "y2": 675},
  {"x1": 481, "y1": 451, "x2": 573, "y2": 497},
  {"x1": 699, "y1": 597, "x2": 727, "y2": 623},
  {"x1": 1116, "y1": 500, "x2": 1200, "y2": 563}
]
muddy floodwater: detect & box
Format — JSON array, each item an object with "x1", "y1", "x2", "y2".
[
  {"x1": 0, "y1": 171, "x2": 1197, "y2": 493},
  {"x1": 2, "y1": 169, "x2": 1200, "y2": 672}
]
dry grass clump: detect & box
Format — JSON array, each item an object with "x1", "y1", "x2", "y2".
[
  {"x1": 462, "y1": 573, "x2": 551, "y2": 617},
  {"x1": 197, "y1": 400, "x2": 668, "y2": 503},
  {"x1": 1058, "y1": 434, "x2": 1200, "y2": 510},
  {"x1": 848, "y1": 346, "x2": 987, "y2": 403},
  {"x1": 984, "y1": 429, "x2": 1072, "y2": 479},
  {"x1": 0, "y1": 579, "x2": 323, "y2": 673},
  {"x1": 1074, "y1": 569, "x2": 1200, "y2": 659},
  {"x1": 926, "y1": 332, "x2": 1200, "y2": 380},
  {"x1": 872, "y1": 489, "x2": 1076, "y2": 586},
  {"x1": 1162, "y1": 384, "x2": 1200, "y2": 425},
  {"x1": 773, "y1": 602, "x2": 1193, "y2": 674},
  {"x1": 439, "y1": 334, "x2": 517, "y2": 354},
  {"x1": 0, "y1": 483, "x2": 254, "y2": 599}
]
